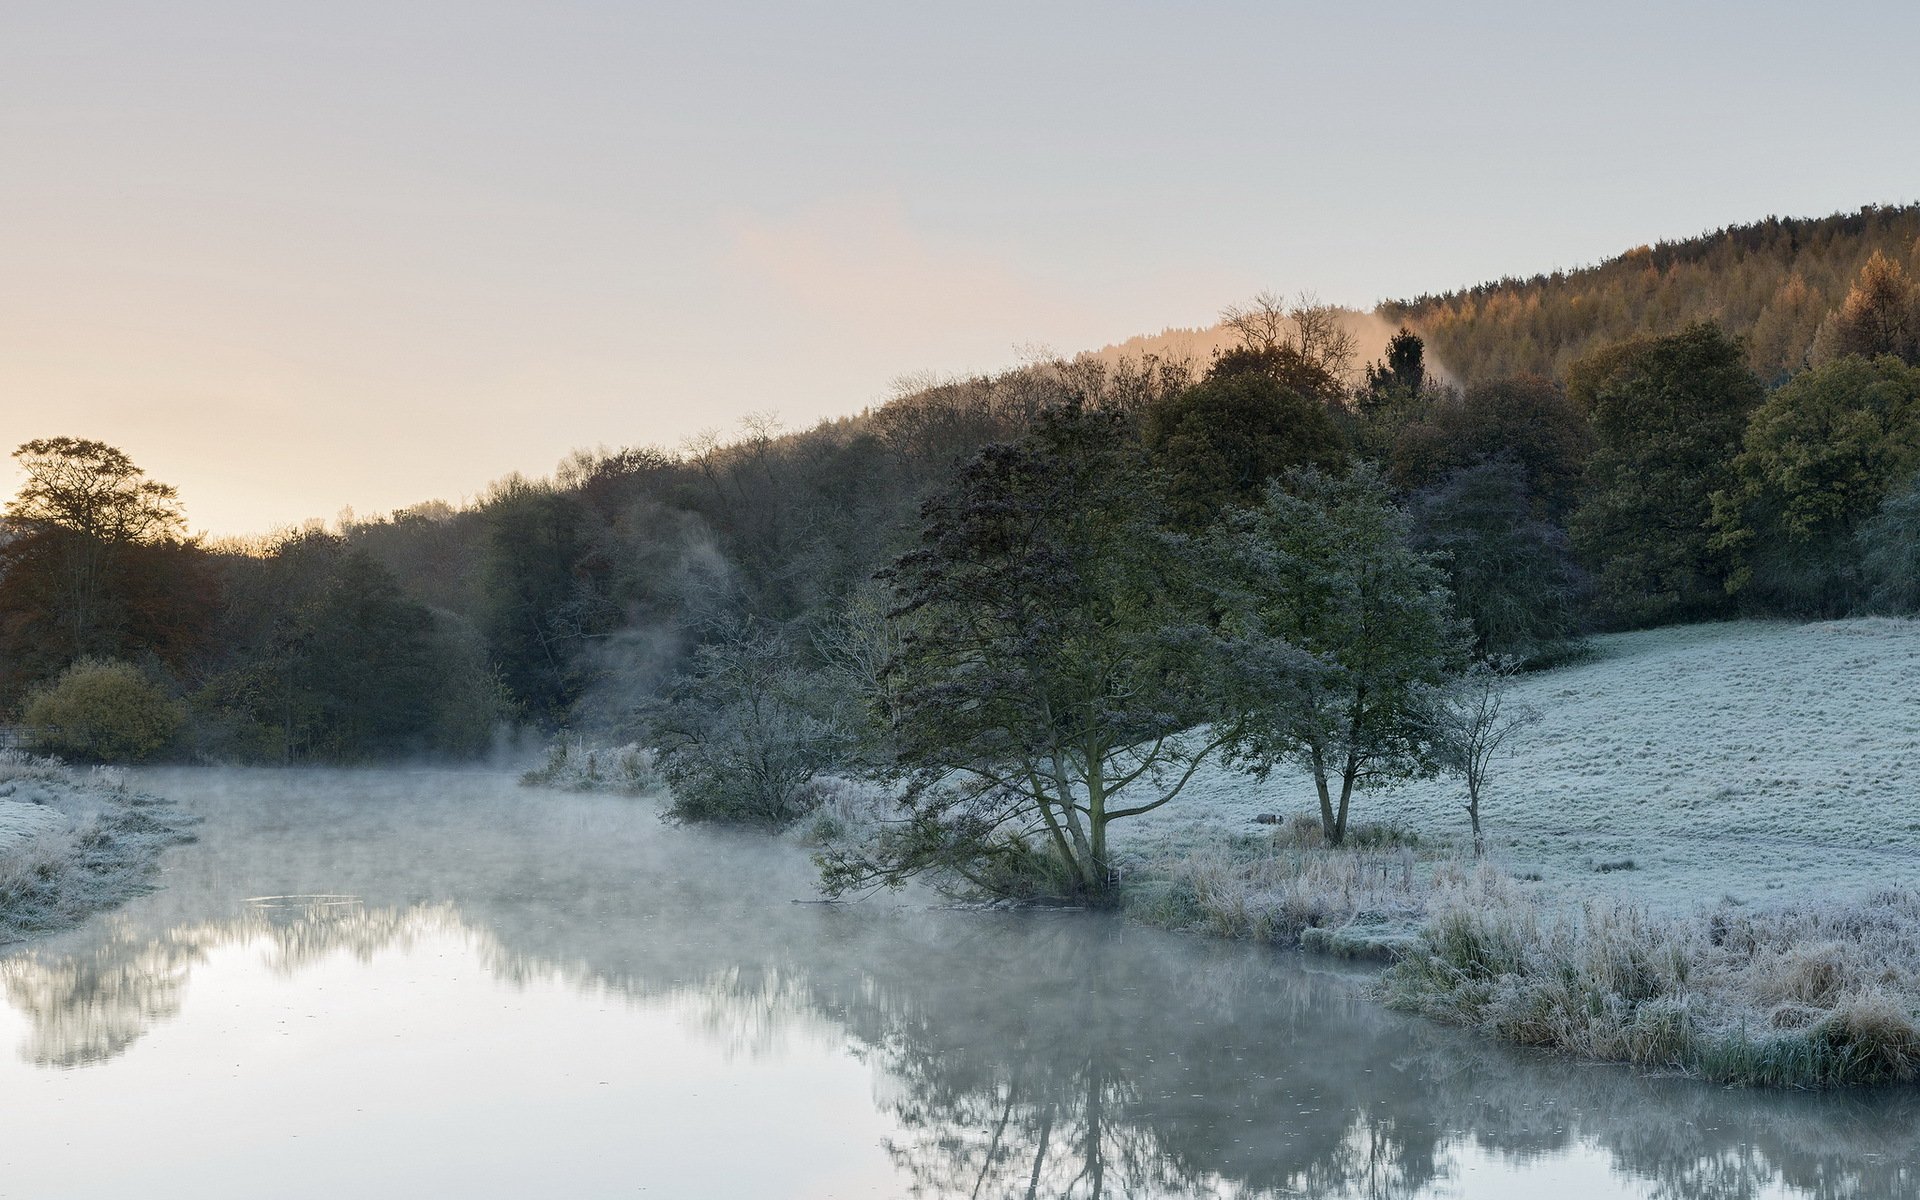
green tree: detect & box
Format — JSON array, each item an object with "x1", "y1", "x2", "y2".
[
  {"x1": 1409, "y1": 461, "x2": 1584, "y2": 662},
  {"x1": 1142, "y1": 370, "x2": 1344, "y2": 528},
  {"x1": 1568, "y1": 324, "x2": 1765, "y2": 625},
  {"x1": 192, "y1": 533, "x2": 498, "y2": 761},
  {"x1": 1390, "y1": 375, "x2": 1593, "y2": 520},
  {"x1": 477, "y1": 478, "x2": 601, "y2": 724},
  {"x1": 1857, "y1": 470, "x2": 1920, "y2": 612},
  {"x1": 1711, "y1": 355, "x2": 1920, "y2": 612},
  {"x1": 821, "y1": 405, "x2": 1243, "y2": 902},
  {"x1": 1362, "y1": 326, "x2": 1428, "y2": 413},
  {"x1": 1218, "y1": 468, "x2": 1463, "y2": 846}
]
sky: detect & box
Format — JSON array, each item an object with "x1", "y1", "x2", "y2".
[{"x1": 5, "y1": 0, "x2": 1919, "y2": 536}]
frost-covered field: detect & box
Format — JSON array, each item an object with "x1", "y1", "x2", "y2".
[
  {"x1": 0, "y1": 753, "x2": 196, "y2": 944},
  {"x1": 1119, "y1": 619, "x2": 1920, "y2": 911}
]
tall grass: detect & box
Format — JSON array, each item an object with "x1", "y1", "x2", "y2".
[
  {"x1": 1125, "y1": 814, "x2": 1920, "y2": 1088},
  {"x1": 1123, "y1": 816, "x2": 1437, "y2": 957},
  {"x1": 518, "y1": 740, "x2": 658, "y2": 794},
  {"x1": 1381, "y1": 879, "x2": 1920, "y2": 1088}
]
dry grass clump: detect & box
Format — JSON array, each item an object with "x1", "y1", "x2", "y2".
[
  {"x1": 1381, "y1": 882, "x2": 1920, "y2": 1087},
  {"x1": 519, "y1": 740, "x2": 659, "y2": 795}
]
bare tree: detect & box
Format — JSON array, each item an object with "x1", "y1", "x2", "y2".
[
  {"x1": 1219, "y1": 291, "x2": 1360, "y2": 385},
  {"x1": 1221, "y1": 289, "x2": 1292, "y2": 354},
  {"x1": 1437, "y1": 658, "x2": 1541, "y2": 856},
  {"x1": 1289, "y1": 292, "x2": 1359, "y2": 384}
]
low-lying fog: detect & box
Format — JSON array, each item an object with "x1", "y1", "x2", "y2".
[{"x1": 1, "y1": 769, "x2": 1913, "y2": 1199}]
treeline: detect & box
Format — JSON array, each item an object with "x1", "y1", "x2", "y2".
[
  {"x1": 1386, "y1": 204, "x2": 1920, "y2": 385},
  {"x1": 0, "y1": 358, "x2": 1187, "y2": 764},
  {"x1": 4, "y1": 234, "x2": 1918, "y2": 870}
]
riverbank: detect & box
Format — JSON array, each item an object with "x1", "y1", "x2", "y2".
[
  {"x1": 1111, "y1": 617, "x2": 1920, "y2": 1087},
  {"x1": 0, "y1": 751, "x2": 197, "y2": 945},
  {"x1": 529, "y1": 617, "x2": 1920, "y2": 1086}
]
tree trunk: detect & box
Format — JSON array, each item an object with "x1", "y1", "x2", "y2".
[
  {"x1": 1309, "y1": 745, "x2": 1339, "y2": 845},
  {"x1": 1335, "y1": 751, "x2": 1361, "y2": 846}
]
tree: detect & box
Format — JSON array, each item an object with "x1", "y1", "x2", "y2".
[
  {"x1": 1568, "y1": 324, "x2": 1765, "y2": 626},
  {"x1": 1141, "y1": 371, "x2": 1344, "y2": 528},
  {"x1": 190, "y1": 532, "x2": 495, "y2": 761},
  {"x1": 821, "y1": 405, "x2": 1244, "y2": 902},
  {"x1": 0, "y1": 439, "x2": 211, "y2": 703},
  {"x1": 1812, "y1": 251, "x2": 1920, "y2": 366},
  {"x1": 1218, "y1": 468, "x2": 1463, "y2": 846},
  {"x1": 1857, "y1": 470, "x2": 1920, "y2": 613},
  {"x1": 1219, "y1": 291, "x2": 1358, "y2": 388},
  {"x1": 1435, "y1": 658, "x2": 1540, "y2": 856},
  {"x1": 1390, "y1": 375, "x2": 1593, "y2": 520},
  {"x1": 1362, "y1": 326, "x2": 1428, "y2": 414},
  {"x1": 648, "y1": 619, "x2": 851, "y2": 827},
  {"x1": 6, "y1": 438, "x2": 184, "y2": 543},
  {"x1": 477, "y1": 478, "x2": 602, "y2": 724},
  {"x1": 1409, "y1": 461, "x2": 1584, "y2": 662},
  {"x1": 22, "y1": 659, "x2": 184, "y2": 763},
  {"x1": 1710, "y1": 354, "x2": 1920, "y2": 612}
]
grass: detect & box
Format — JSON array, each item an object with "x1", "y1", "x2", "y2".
[
  {"x1": 1123, "y1": 815, "x2": 1920, "y2": 1087},
  {"x1": 1378, "y1": 879, "x2": 1920, "y2": 1088},
  {"x1": 1120, "y1": 617, "x2": 1920, "y2": 912},
  {"x1": 1122, "y1": 817, "x2": 1440, "y2": 960},
  {"x1": 518, "y1": 740, "x2": 659, "y2": 795},
  {"x1": 0, "y1": 751, "x2": 197, "y2": 946}
]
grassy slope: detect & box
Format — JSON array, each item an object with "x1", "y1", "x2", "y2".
[{"x1": 1119, "y1": 617, "x2": 1920, "y2": 911}]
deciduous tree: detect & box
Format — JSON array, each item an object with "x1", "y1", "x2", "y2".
[{"x1": 1218, "y1": 468, "x2": 1463, "y2": 846}]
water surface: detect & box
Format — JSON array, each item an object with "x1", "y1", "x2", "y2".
[{"x1": 0, "y1": 769, "x2": 1912, "y2": 1198}]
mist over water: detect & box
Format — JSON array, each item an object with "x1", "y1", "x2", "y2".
[{"x1": 0, "y1": 769, "x2": 1912, "y2": 1199}]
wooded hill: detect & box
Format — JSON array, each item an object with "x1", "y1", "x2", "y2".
[{"x1": 1383, "y1": 204, "x2": 1920, "y2": 385}]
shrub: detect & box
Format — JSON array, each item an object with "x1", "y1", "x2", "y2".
[
  {"x1": 649, "y1": 623, "x2": 851, "y2": 828},
  {"x1": 21, "y1": 660, "x2": 183, "y2": 763}
]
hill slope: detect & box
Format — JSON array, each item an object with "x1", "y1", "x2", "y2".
[
  {"x1": 1381, "y1": 205, "x2": 1920, "y2": 384},
  {"x1": 1121, "y1": 618, "x2": 1920, "y2": 911}
]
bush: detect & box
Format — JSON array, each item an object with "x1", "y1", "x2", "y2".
[
  {"x1": 648, "y1": 623, "x2": 852, "y2": 828},
  {"x1": 21, "y1": 660, "x2": 183, "y2": 763}
]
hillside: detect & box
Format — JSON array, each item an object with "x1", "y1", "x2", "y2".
[
  {"x1": 1121, "y1": 618, "x2": 1920, "y2": 911},
  {"x1": 1381, "y1": 204, "x2": 1920, "y2": 385}
]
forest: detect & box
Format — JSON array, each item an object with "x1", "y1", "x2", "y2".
[{"x1": 6, "y1": 206, "x2": 1920, "y2": 905}]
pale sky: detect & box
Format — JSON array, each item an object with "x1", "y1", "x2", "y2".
[{"x1": 5, "y1": 0, "x2": 1918, "y2": 535}]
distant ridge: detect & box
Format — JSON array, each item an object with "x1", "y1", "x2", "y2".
[{"x1": 1380, "y1": 204, "x2": 1920, "y2": 385}]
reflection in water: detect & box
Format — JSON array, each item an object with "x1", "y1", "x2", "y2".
[
  {"x1": 2, "y1": 768, "x2": 1915, "y2": 1199},
  {"x1": 0, "y1": 898, "x2": 468, "y2": 1067}
]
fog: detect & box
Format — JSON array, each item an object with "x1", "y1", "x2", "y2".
[{"x1": 0, "y1": 768, "x2": 1913, "y2": 1198}]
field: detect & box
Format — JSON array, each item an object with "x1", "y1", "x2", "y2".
[{"x1": 1120, "y1": 618, "x2": 1920, "y2": 911}]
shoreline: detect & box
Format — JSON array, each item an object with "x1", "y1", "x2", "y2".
[{"x1": 0, "y1": 752, "x2": 198, "y2": 947}]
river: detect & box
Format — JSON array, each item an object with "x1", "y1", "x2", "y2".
[{"x1": 0, "y1": 768, "x2": 1911, "y2": 1198}]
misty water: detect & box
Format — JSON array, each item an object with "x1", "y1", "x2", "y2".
[{"x1": 0, "y1": 771, "x2": 1913, "y2": 1199}]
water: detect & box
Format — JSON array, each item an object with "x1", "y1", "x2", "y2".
[{"x1": 0, "y1": 769, "x2": 1912, "y2": 1199}]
